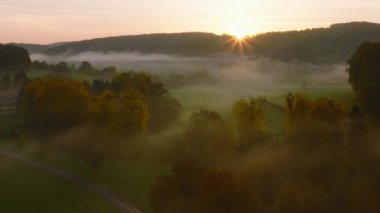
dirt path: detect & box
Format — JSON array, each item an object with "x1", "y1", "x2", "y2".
[{"x1": 0, "y1": 146, "x2": 142, "y2": 213}]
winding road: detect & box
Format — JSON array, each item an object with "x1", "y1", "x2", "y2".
[{"x1": 0, "y1": 146, "x2": 142, "y2": 213}]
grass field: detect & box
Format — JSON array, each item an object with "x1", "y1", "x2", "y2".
[
  {"x1": 0, "y1": 157, "x2": 119, "y2": 213},
  {"x1": 26, "y1": 69, "x2": 51, "y2": 79},
  {"x1": 1, "y1": 139, "x2": 171, "y2": 213}
]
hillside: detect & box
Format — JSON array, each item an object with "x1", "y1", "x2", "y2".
[
  {"x1": 249, "y1": 22, "x2": 380, "y2": 63},
  {"x1": 43, "y1": 33, "x2": 227, "y2": 57},
  {"x1": 21, "y1": 22, "x2": 380, "y2": 63},
  {"x1": 15, "y1": 42, "x2": 71, "y2": 54}
]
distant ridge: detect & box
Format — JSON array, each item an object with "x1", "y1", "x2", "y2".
[
  {"x1": 17, "y1": 22, "x2": 380, "y2": 63},
  {"x1": 250, "y1": 22, "x2": 380, "y2": 63},
  {"x1": 42, "y1": 32, "x2": 226, "y2": 57},
  {"x1": 15, "y1": 42, "x2": 72, "y2": 54}
]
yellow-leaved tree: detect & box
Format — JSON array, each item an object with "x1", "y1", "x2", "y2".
[{"x1": 17, "y1": 78, "x2": 91, "y2": 128}]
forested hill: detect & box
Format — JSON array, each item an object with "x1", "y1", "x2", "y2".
[
  {"x1": 20, "y1": 22, "x2": 380, "y2": 63},
  {"x1": 42, "y1": 33, "x2": 227, "y2": 56},
  {"x1": 16, "y1": 42, "x2": 71, "y2": 54},
  {"x1": 250, "y1": 22, "x2": 380, "y2": 63}
]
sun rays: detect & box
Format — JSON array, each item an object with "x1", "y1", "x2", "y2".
[{"x1": 218, "y1": 34, "x2": 254, "y2": 55}]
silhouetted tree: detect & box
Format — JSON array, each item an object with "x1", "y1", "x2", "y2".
[
  {"x1": 102, "y1": 66, "x2": 117, "y2": 74},
  {"x1": 32, "y1": 60, "x2": 49, "y2": 70},
  {"x1": 78, "y1": 61, "x2": 94, "y2": 73},
  {"x1": 91, "y1": 79, "x2": 110, "y2": 95},
  {"x1": 347, "y1": 42, "x2": 380, "y2": 121},
  {"x1": 51, "y1": 61, "x2": 69, "y2": 73},
  {"x1": 0, "y1": 44, "x2": 31, "y2": 70}
]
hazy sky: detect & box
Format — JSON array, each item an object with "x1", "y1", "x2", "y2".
[{"x1": 1, "y1": 0, "x2": 379, "y2": 44}]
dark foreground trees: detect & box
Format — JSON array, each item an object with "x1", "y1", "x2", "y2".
[
  {"x1": 347, "y1": 42, "x2": 380, "y2": 121},
  {"x1": 0, "y1": 44, "x2": 31, "y2": 71}
]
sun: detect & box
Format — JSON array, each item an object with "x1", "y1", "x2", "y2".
[
  {"x1": 219, "y1": 22, "x2": 254, "y2": 54},
  {"x1": 233, "y1": 31, "x2": 246, "y2": 40},
  {"x1": 228, "y1": 26, "x2": 250, "y2": 40}
]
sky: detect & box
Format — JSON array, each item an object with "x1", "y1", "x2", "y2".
[{"x1": 0, "y1": 0, "x2": 379, "y2": 44}]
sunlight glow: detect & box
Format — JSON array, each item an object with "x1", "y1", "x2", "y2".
[
  {"x1": 225, "y1": 22, "x2": 252, "y2": 41},
  {"x1": 216, "y1": 32, "x2": 253, "y2": 56},
  {"x1": 233, "y1": 32, "x2": 246, "y2": 40}
]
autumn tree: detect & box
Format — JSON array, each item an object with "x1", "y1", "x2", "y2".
[
  {"x1": 285, "y1": 93, "x2": 347, "y2": 150},
  {"x1": 151, "y1": 168, "x2": 261, "y2": 213},
  {"x1": 91, "y1": 88, "x2": 149, "y2": 154},
  {"x1": 150, "y1": 110, "x2": 260, "y2": 213},
  {"x1": 232, "y1": 97, "x2": 267, "y2": 149},
  {"x1": 17, "y1": 78, "x2": 91, "y2": 128},
  {"x1": 178, "y1": 110, "x2": 236, "y2": 164},
  {"x1": 112, "y1": 72, "x2": 181, "y2": 131},
  {"x1": 275, "y1": 183, "x2": 306, "y2": 213}
]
